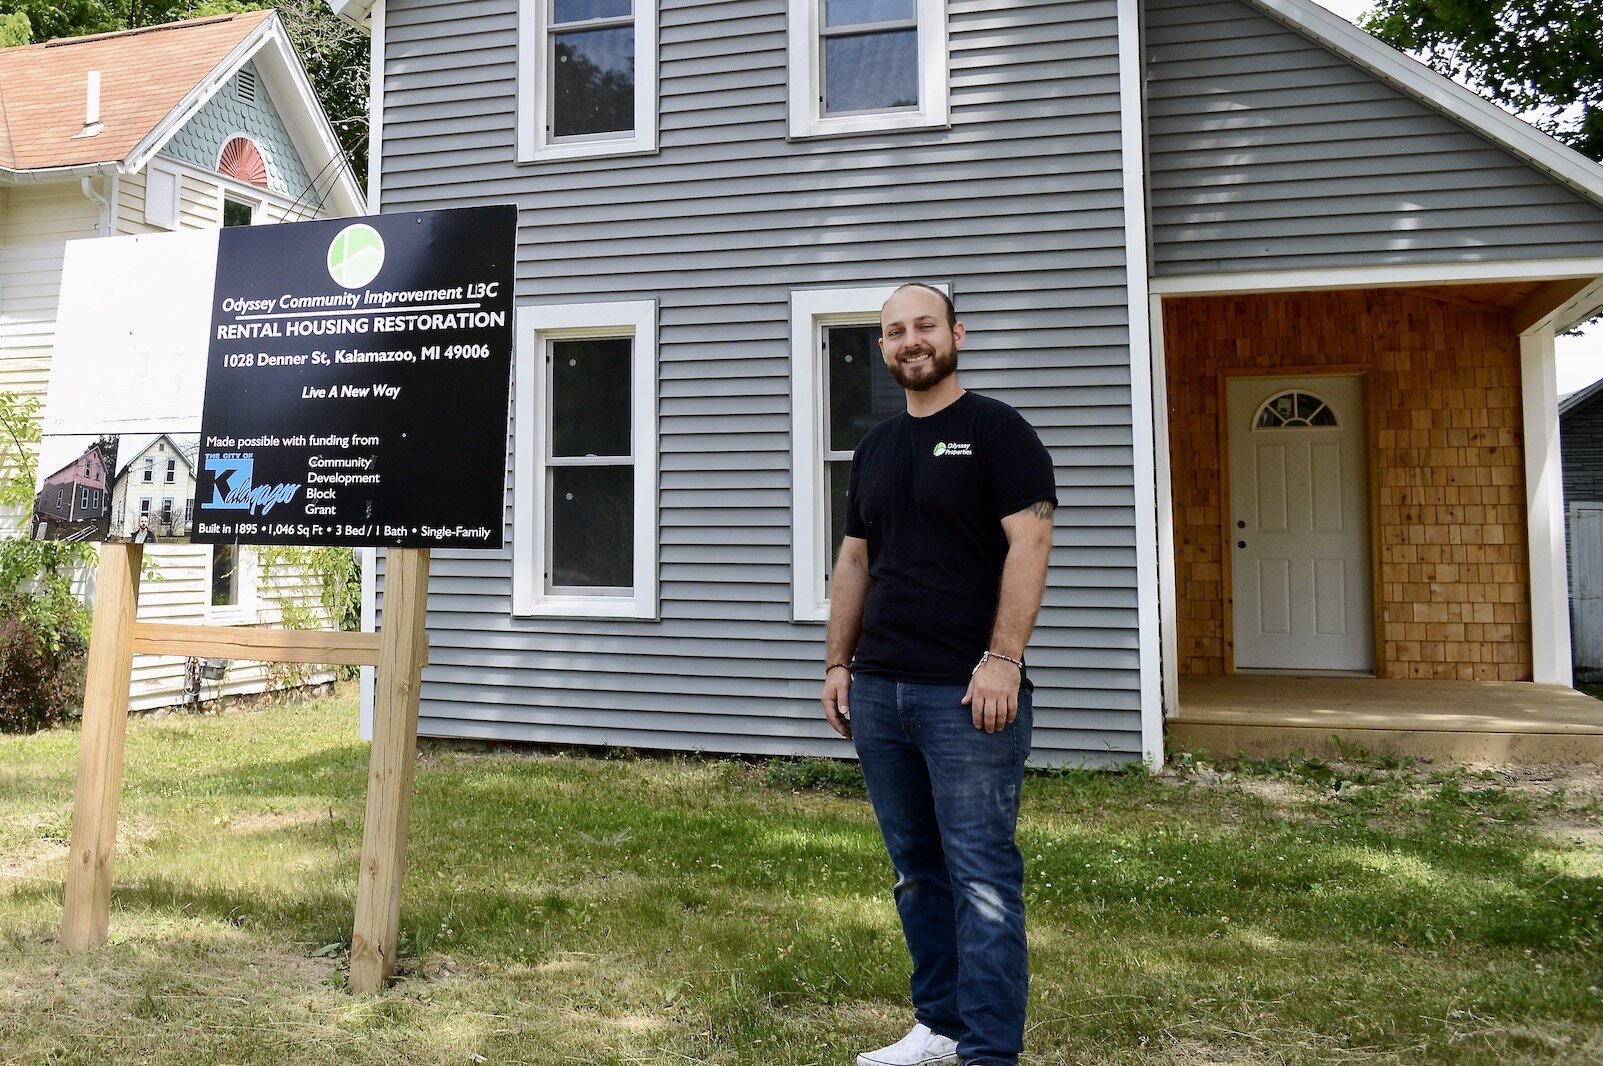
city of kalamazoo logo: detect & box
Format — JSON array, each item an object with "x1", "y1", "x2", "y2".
[{"x1": 205, "y1": 454, "x2": 301, "y2": 515}]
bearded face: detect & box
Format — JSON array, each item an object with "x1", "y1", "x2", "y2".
[
  {"x1": 879, "y1": 286, "x2": 966, "y2": 394},
  {"x1": 884, "y1": 333, "x2": 959, "y2": 391}
]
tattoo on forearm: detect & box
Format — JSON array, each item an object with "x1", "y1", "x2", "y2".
[{"x1": 1029, "y1": 499, "x2": 1055, "y2": 520}]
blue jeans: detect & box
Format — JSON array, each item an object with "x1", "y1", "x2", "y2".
[{"x1": 850, "y1": 673, "x2": 1031, "y2": 1066}]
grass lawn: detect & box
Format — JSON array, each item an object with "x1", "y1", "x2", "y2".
[{"x1": 1, "y1": 686, "x2": 1601, "y2": 1065}]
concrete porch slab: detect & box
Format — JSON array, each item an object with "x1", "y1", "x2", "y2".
[{"x1": 1171, "y1": 676, "x2": 1603, "y2": 764}]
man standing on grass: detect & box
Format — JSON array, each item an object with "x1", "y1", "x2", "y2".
[{"x1": 820, "y1": 282, "x2": 1056, "y2": 1066}]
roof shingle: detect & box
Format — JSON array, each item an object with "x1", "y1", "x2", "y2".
[{"x1": 0, "y1": 10, "x2": 273, "y2": 172}]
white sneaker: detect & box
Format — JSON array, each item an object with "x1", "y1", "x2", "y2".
[{"x1": 856, "y1": 1023, "x2": 960, "y2": 1066}]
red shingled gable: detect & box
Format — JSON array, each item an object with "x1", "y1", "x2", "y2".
[{"x1": 0, "y1": 9, "x2": 273, "y2": 172}]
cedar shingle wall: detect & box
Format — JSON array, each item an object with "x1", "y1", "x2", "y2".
[{"x1": 1165, "y1": 290, "x2": 1533, "y2": 681}]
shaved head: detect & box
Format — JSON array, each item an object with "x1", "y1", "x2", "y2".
[{"x1": 886, "y1": 283, "x2": 956, "y2": 327}]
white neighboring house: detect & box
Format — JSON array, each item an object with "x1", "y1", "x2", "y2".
[{"x1": 0, "y1": 11, "x2": 366, "y2": 710}]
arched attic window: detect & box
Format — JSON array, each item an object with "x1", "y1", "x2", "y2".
[
  {"x1": 217, "y1": 135, "x2": 269, "y2": 189},
  {"x1": 1254, "y1": 390, "x2": 1339, "y2": 429}
]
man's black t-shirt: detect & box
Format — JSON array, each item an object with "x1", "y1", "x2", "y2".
[{"x1": 843, "y1": 391, "x2": 1057, "y2": 684}]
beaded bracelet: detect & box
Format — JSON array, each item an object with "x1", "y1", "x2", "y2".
[
  {"x1": 971, "y1": 650, "x2": 1024, "y2": 677},
  {"x1": 825, "y1": 662, "x2": 851, "y2": 677}
]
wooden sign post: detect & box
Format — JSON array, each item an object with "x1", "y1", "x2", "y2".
[
  {"x1": 62, "y1": 542, "x2": 430, "y2": 995},
  {"x1": 62, "y1": 542, "x2": 144, "y2": 951},
  {"x1": 349, "y1": 546, "x2": 430, "y2": 994}
]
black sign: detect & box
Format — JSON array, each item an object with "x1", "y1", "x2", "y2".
[{"x1": 194, "y1": 206, "x2": 515, "y2": 548}]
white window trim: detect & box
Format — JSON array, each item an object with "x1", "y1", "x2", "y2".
[
  {"x1": 787, "y1": 0, "x2": 948, "y2": 140},
  {"x1": 790, "y1": 283, "x2": 943, "y2": 622},
  {"x1": 213, "y1": 131, "x2": 264, "y2": 173},
  {"x1": 207, "y1": 543, "x2": 259, "y2": 626},
  {"x1": 513, "y1": 300, "x2": 658, "y2": 619},
  {"x1": 516, "y1": 0, "x2": 659, "y2": 163},
  {"x1": 222, "y1": 192, "x2": 262, "y2": 227}
]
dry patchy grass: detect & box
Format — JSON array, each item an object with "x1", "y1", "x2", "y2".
[{"x1": 0, "y1": 688, "x2": 1600, "y2": 1064}]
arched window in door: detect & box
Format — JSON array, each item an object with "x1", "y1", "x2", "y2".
[{"x1": 1254, "y1": 389, "x2": 1339, "y2": 429}]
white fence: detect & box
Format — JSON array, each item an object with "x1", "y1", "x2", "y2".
[{"x1": 1573, "y1": 503, "x2": 1603, "y2": 682}]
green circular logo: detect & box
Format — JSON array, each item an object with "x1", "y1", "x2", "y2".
[
  {"x1": 932, "y1": 443, "x2": 946, "y2": 456},
  {"x1": 327, "y1": 223, "x2": 385, "y2": 289}
]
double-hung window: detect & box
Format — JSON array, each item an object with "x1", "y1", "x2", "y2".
[
  {"x1": 514, "y1": 301, "x2": 658, "y2": 618},
  {"x1": 788, "y1": 0, "x2": 948, "y2": 139},
  {"x1": 791, "y1": 284, "x2": 927, "y2": 621},
  {"x1": 518, "y1": 0, "x2": 658, "y2": 161}
]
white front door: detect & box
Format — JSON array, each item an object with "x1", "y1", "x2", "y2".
[{"x1": 1227, "y1": 374, "x2": 1373, "y2": 672}]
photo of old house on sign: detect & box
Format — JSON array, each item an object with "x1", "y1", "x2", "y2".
[{"x1": 29, "y1": 435, "x2": 119, "y2": 543}]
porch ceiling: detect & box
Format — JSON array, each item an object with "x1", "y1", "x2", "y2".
[{"x1": 1411, "y1": 281, "x2": 1544, "y2": 314}]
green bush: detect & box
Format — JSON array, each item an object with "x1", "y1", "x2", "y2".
[
  {"x1": 0, "y1": 390, "x2": 95, "y2": 731},
  {"x1": 0, "y1": 592, "x2": 87, "y2": 733},
  {"x1": 761, "y1": 756, "x2": 867, "y2": 796}
]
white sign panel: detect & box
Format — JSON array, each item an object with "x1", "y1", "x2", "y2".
[{"x1": 45, "y1": 229, "x2": 218, "y2": 436}]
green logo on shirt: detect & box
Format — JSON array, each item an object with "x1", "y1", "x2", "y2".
[{"x1": 932, "y1": 443, "x2": 946, "y2": 456}]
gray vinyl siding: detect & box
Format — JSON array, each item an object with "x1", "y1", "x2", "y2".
[
  {"x1": 1561, "y1": 391, "x2": 1603, "y2": 667},
  {"x1": 1144, "y1": 0, "x2": 1603, "y2": 276},
  {"x1": 377, "y1": 0, "x2": 1142, "y2": 766},
  {"x1": 1563, "y1": 393, "x2": 1603, "y2": 510}
]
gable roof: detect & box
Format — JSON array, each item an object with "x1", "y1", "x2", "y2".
[
  {"x1": 0, "y1": 12, "x2": 272, "y2": 172},
  {"x1": 1560, "y1": 376, "x2": 1603, "y2": 419},
  {"x1": 1241, "y1": 1, "x2": 1603, "y2": 220},
  {"x1": 41, "y1": 440, "x2": 111, "y2": 485},
  {"x1": 114, "y1": 433, "x2": 196, "y2": 480},
  {"x1": 0, "y1": 11, "x2": 362, "y2": 213},
  {"x1": 1238, "y1": 0, "x2": 1603, "y2": 326}
]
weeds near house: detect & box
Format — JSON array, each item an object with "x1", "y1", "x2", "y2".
[
  {"x1": 0, "y1": 688, "x2": 1599, "y2": 1064},
  {"x1": 760, "y1": 755, "x2": 866, "y2": 796}
]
